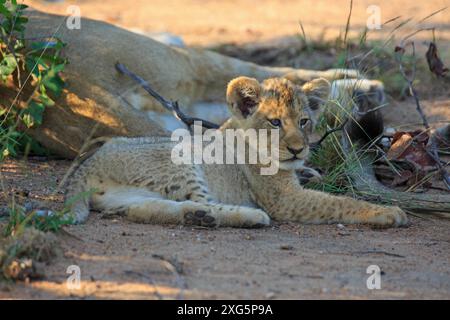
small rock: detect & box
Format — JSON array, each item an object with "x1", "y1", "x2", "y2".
[
  {"x1": 23, "y1": 202, "x2": 34, "y2": 212},
  {"x1": 34, "y1": 209, "x2": 54, "y2": 217},
  {"x1": 265, "y1": 292, "x2": 276, "y2": 299},
  {"x1": 337, "y1": 223, "x2": 345, "y2": 230},
  {"x1": 4, "y1": 259, "x2": 45, "y2": 281},
  {"x1": 244, "y1": 234, "x2": 254, "y2": 240},
  {"x1": 380, "y1": 137, "x2": 391, "y2": 148},
  {"x1": 385, "y1": 127, "x2": 396, "y2": 135},
  {"x1": 279, "y1": 244, "x2": 294, "y2": 251}
]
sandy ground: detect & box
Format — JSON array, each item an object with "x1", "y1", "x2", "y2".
[
  {"x1": 0, "y1": 159, "x2": 450, "y2": 300},
  {"x1": 0, "y1": 0, "x2": 449, "y2": 299},
  {"x1": 25, "y1": 0, "x2": 450, "y2": 46},
  {"x1": 0, "y1": 96, "x2": 449, "y2": 300}
]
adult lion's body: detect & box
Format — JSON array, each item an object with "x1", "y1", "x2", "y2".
[{"x1": 1, "y1": 10, "x2": 359, "y2": 158}]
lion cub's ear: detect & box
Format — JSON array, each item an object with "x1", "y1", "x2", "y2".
[
  {"x1": 302, "y1": 78, "x2": 331, "y2": 126},
  {"x1": 302, "y1": 78, "x2": 331, "y2": 110},
  {"x1": 226, "y1": 76, "x2": 261, "y2": 119}
]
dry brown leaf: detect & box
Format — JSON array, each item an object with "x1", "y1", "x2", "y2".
[
  {"x1": 426, "y1": 42, "x2": 449, "y2": 77},
  {"x1": 387, "y1": 131, "x2": 435, "y2": 170}
]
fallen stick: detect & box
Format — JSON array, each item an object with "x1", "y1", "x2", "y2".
[
  {"x1": 348, "y1": 152, "x2": 450, "y2": 213},
  {"x1": 352, "y1": 250, "x2": 405, "y2": 258},
  {"x1": 152, "y1": 254, "x2": 186, "y2": 300}
]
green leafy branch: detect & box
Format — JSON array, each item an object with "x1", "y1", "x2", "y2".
[{"x1": 0, "y1": 0, "x2": 68, "y2": 159}]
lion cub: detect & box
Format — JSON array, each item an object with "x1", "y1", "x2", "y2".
[{"x1": 66, "y1": 77, "x2": 407, "y2": 228}]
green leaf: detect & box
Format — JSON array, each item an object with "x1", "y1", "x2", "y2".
[
  {"x1": 2, "y1": 142, "x2": 17, "y2": 158},
  {"x1": 42, "y1": 70, "x2": 65, "y2": 96},
  {"x1": 28, "y1": 52, "x2": 65, "y2": 66},
  {"x1": 16, "y1": 16, "x2": 28, "y2": 25},
  {"x1": 39, "y1": 91, "x2": 55, "y2": 107},
  {"x1": 0, "y1": 54, "x2": 17, "y2": 80},
  {"x1": 13, "y1": 38, "x2": 25, "y2": 50},
  {"x1": 52, "y1": 62, "x2": 66, "y2": 73},
  {"x1": 13, "y1": 24, "x2": 25, "y2": 32},
  {"x1": 25, "y1": 56, "x2": 41, "y2": 78},
  {"x1": 0, "y1": 3, "x2": 68, "y2": 158},
  {"x1": 0, "y1": 4, "x2": 12, "y2": 18},
  {"x1": 22, "y1": 101, "x2": 45, "y2": 128}
]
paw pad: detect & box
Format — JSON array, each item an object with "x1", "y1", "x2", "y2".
[{"x1": 184, "y1": 210, "x2": 216, "y2": 227}]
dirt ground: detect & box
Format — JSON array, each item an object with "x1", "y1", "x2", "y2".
[
  {"x1": 1, "y1": 96, "x2": 449, "y2": 300},
  {"x1": 0, "y1": 0, "x2": 449, "y2": 299},
  {"x1": 25, "y1": 0, "x2": 450, "y2": 46},
  {"x1": 0, "y1": 159, "x2": 449, "y2": 299}
]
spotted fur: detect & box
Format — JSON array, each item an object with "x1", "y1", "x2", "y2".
[{"x1": 66, "y1": 77, "x2": 407, "y2": 228}]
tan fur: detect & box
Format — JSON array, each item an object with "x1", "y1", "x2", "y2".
[
  {"x1": 66, "y1": 77, "x2": 408, "y2": 228},
  {"x1": 2, "y1": 10, "x2": 363, "y2": 158}
]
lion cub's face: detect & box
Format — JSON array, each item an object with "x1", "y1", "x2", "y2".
[{"x1": 226, "y1": 76, "x2": 330, "y2": 170}]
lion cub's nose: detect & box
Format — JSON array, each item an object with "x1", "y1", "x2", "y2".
[{"x1": 287, "y1": 147, "x2": 304, "y2": 156}]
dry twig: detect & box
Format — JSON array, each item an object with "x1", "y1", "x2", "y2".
[
  {"x1": 310, "y1": 119, "x2": 349, "y2": 151},
  {"x1": 152, "y1": 254, "x2": 186, "y2": 299},
  {"x1": 115, "y1": 62, "x2": 220, "y2": 130},
  {"x1": 394, "y1": 42, "x2": 450, "y2": 190}
]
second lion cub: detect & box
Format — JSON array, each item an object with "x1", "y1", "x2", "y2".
[{"x1": 66, "y1": 77, "x2": 408, "y2": 228}]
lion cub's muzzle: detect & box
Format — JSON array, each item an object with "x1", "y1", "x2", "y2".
[{"x1": 283, "y1": 144, "x2": 309, "y2": 161}]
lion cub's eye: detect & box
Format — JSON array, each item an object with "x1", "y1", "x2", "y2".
[
  {"x1": 299, "y1": 118, "x2": 310, "y2": 128},
  {"x1": 268, "y1": 118, "x2": 282, "y2": 127}
]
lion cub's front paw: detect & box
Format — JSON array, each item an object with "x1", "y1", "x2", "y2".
[
  {"x1": 297, "y1": 167, "x2": 322, "y2": 185},
  {"x1": 373, "y1": 206, "x2": 409, "y2": 228},
  {"x1": 182, "y1": 202, "x2": 216, "y2": 228}
]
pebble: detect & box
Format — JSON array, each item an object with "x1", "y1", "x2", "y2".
[
  {"x1": 265, "y1": 292, "x2": 276, "y2": 299},
  {"x1": 34, "y1": 209, "x2": 55, "y2": 217}
]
